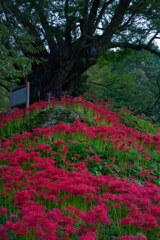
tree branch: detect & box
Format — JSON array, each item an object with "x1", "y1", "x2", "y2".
[
  {"x1": 98, "y1": 0, "x2": 132, "y2": 47},
  {"x1": 9, "y1": 5, "x2": 48, "y2": 57},
  {"x1": 64, "y1": 0, "x2": 72, "y2": 44},
  {"x1": 118, "y1": 0, "x2": 143, "y2": 31},
  {"x1": 94, "y1": 0, "x2": 114, "y2": 31},
  {"x1": 79, "y1": 0, "x2": 89, "y2": 38},
  {"x1": 87, "y1": 81, "x2": 114, "y2": 89},
  {"x1": 109, "y1": 42, "x2": 160, "y2": 57},
  {"x1": 64, "y1": 0, "x2": 69, "y2": 20},
  {"x1": 1, "y1": 0, "x2": 12, "y2": 27},
  {"x1": 148, "y1": 30, "x2": 160, "y2": 46},
  {"x1": 38, "y1": 9, "x2": 57, "y2": 53},
  {"x1": 86, "y1": 0, "x2": 101, "y2": 36}
]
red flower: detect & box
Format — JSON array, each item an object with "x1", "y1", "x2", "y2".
[
  {"x1": 120, "y1": 233, "x2": 147, "y2": 240},
  {"x1": 54, "y1": 140, "x2": 66, "y2": 145},
  {"x1": 35, "y1": 229, "x2": 45, "y2": 237},
  {"x1": 105, "y1": 164, "x2": 115, "y2": 168},
  {"x1": 83, "y1": 204, "x2": 110, "y2": 225},
  {"x1": 144, "y1": 152, "x2": 151, "y2": 161},
  {"x1": 61, "y1": 145, "x2": 69, "y2": 153},
  {"x1": 80, "y1": 231, "x2": 96, "y2": 240},
  {"x1": 0, "y1": 207, "x2": 8, "y2": 215},
  {"x1": 65, "y1": 224, "x2": 76, "y2": 234},
  {"x1": 93, "y1": 155, "x2": 102, "y2": 162},
  {"x1": 36, "y1": 143, "x2": 51, "y2": 153},
  {"x1": 120, "y1": 237, "x2": 134, "y2": 240}
]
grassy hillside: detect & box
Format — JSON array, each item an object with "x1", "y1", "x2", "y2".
[{"x1": 0, "y1": 97, "x2": 160, "y2": 240}]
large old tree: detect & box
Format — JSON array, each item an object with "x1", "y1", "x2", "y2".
[{"x1": 1, "y1": 0, "x2": 160, "y2": 99}]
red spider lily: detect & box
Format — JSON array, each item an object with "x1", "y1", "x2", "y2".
[
  {"x1": 150, "y1": 204, "x2": 160, "y2": 217},
  {"x1": 105, "y1": 164, "x2": 115, "y2": 168},
  {"x1": 54, "y1": 140, "x2": 66, "y2": 145},
  {"x1": 61, "y1": 145, "x2": 69, "y2": 153},
  {"x1": 0, "y1": 207, "x2": 8, "y2": 215},
  {"x1": 120, "y1": 233, "x2": 147, "y2": 240},
  {"x1": 92, "y1": 155, "x2": 102, "y2": 162},
  {"x1": 36, "y1": 143, "x2": 52, "y2": 153},
  {"x1": 64, "y1": 224, "x2": 76, "y2": 234},
  {"x1": 144, "y1": 152, "x2": 151, "y2": 161},
  {"x1": 41, "y1": 218, "x2": 59, "y2": 232},
  {"x1": 73, "y1": 153, "x2": 81, "y2": 158},
  {"x1": 88, "y1": 149, "x2": 95, "y2": 153},
  {"x1": 1, "y1": 97, "x2": 160, "y2": 239},
  {"x1": 35, "y1": 229, "x2": 45, "y2": 237},
  {"x1": 43, "y1": 233, "x2": 61, "y2": 240},
  {"x1": 66, "y1": 206, "x2": 85, "y2": 219},
  {"x1": 68, "y1": 139, "x2": 79, "y2": 144},
  {"x1": 109, "y1": 157, "x2": 117, "y2": 162},
  {"x1": 83, "y1": 204, "x2": 110, "y2": 225},
  {"x1": 10, "y1": 221, "x2": 29, "y2": 236},
  {"x1": 14, "y1": 189, "x2": 37, "y2": 205},
  {"x1": 120, "y1": 212, "x2": 158, "y2": 230},
  {"x1": 139, "y1": 169, "x2": 153, "y2": 177},
  {"x1": 78, "y1": 225, "x2": 97, "y2": 235},
  {"x1": 0, "y1": 108, "x2": 24, "y2": 127},
  {"x1": 0, "y1": 226, "x2": 8, "y2": 239},
  {"x1": 80, "y1": 231, "x2": 96, "y2": 240}
]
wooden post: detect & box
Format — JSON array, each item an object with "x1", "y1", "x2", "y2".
[{"x1": 26, "y1": 81, "x2": 30, "y2": 108}]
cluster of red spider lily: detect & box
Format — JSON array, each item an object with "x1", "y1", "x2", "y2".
[{"x1": 0, "y1": 97, "x2": 159, "y2": 239}]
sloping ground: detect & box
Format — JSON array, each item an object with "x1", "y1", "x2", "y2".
[{"x1": 0, "y1": 97, "x2": 160, "y2": 240}]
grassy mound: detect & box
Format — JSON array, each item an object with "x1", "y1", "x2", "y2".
[{"x1": 0, "y1": 97, "x2": 160, "y2": 240}]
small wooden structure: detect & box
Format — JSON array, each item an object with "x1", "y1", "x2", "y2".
[{"x1": 10, "y1": 81, "x2": 30, "y2": 109}]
